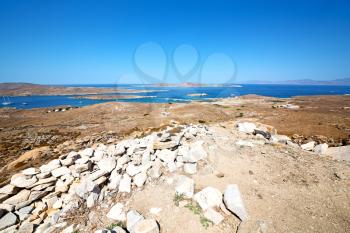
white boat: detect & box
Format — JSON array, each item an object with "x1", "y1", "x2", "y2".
[{"x1": 2, "y1": 96, "x2": 12, "y2": 106}]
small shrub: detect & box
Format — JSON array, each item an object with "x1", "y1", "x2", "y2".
[
  {"x1": 185, "y1": 202, "x2": 202, "y2": 215},
  {"x1": 107, "y1": 221, "x2": 125, "y2": 230},
  {"x1": 173, "y1": 193, "x2": 185, "y2": 206},
  {"x1": 200, "y1": 216, "x2": 212, "y2": 229}
]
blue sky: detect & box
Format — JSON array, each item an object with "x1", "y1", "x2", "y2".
[{"x1": 0, "y1": 0, "x2": 349, "y2": 84}]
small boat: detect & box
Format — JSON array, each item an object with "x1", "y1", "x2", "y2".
[{"x1": 2, "y1": 96, "x2": 12, "y2": 106}]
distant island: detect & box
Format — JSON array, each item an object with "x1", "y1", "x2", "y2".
[{"x1": 242, "y1": 78, "x2": 350, "y2": 85}]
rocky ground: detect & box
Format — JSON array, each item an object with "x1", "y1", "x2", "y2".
[
  {"x1": 0, "y1": 121, "x2": 349, "y2": 233},
  {"x1": 1, "y1": 95, "x2": 349, "y2": 186}
]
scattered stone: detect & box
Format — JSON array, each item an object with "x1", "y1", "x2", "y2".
[
  {"x1": 126, "y1": 163, "x2": 142, "y2": 176},
  {"x1": 62, "y1": 224, "x2": 75, "y2": 233},
  {"x1": 0, "y1": 212, "x2": 17, "y2": 231},
  {"x1": 18, "y1": 222, "x2": 34, "y2": 233},
  {"x1": 127, "y1": 210, "x2": 144, "y2": 232},
  {"x1": 183, "y1": 163, "x2": 197, "y2": 174},
  {"x1": 301, "y1": 141, "x2": 315, "y2": 151},
  {"x1": 147, "y1": 160, "x2": 163, "y2": 179},
  {"x1": 314, "y1": 143, "x2": 328, "y2": 155},
  {"x1": 106, "y1": 203, "x2": 126, "y2": 221},
  {"x1": 52, "y1": 199, "x2": 63, "y2": 209},
  {"x1": 119, "y1": 174, "x2": 132, "y2": 193},
  {"x1": 153, "y1": 141, "x2": 177, "y2": 150},
  {"x1": 108, "y1": 171, "x2": 122, "y2": 190},
  {"x1": 79, "y1": 148, "x2": 94, "y2": 157},
  {"x1": 97, "y1": 157, "x2": 117, "y2": 173},
  {"x1": 10, "y1": 173, "x2": 38, "y2": 188},
  {"x1": 175, "y1": 175, "x2": 194, "y2": 198},
  {"x1": 0, "y1": 184, "x2": 19, "y2": 195},
  {"x1": 203, "y1": 208, "x2": 224, "y2": 225},
  {"x1": 40, "y1": 159, "x2": 61, "y2": 173},
  {"x1": 87, "y1": 192, "x2": 99, "y2": 208},
  {"x1": 157, "y1": 149, "x2": 177, "y2": 163},
  {"x1": 134, "y1": 172, "x2": 147, "y2": 188},
  {"x1": 223, "y1": 184, "x2": 248, "y2": 221},
  {"x1": 194, "y1": 187, "x2": 222, "y2": 210},
  {"x1": 3, "y1": 189, "x2": 31, "y2": 205},
  {"x1": 22, "y1": 167, "x2": 39, "y2": 175},
  {"x1": 237, "y1": 122, "x2": 256, "y2": 134},
  {"x1": 0, "y1": 204, "x2": 14, "y2": 212},
  {"x1": 51, "y1": 166, "x2": 71, "y2": 177},
  {"x1": 132, "y1": 219, "x2": 159, "y2": 233}
]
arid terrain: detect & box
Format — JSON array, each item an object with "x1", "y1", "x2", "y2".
[
  {"x1": 0, "y1": 83, "x2": 155, "y2": 96},
  {"x1": 1, "y1": 95, "x2": 349, "y2": 185},
  {"x1": 0, "y1": 93, "x2": 349, "y2": 233}
]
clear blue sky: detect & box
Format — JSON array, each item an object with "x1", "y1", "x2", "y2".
[{"x1": 0, "y1": 0, "x2": 349, "y2": 84}]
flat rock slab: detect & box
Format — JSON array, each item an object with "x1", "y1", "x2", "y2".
[
  {"x1": 223, "y1": 184, "x2": 248, "y2": 221},
  {"x1": 0, "y1": 212, "x2": 17, "y2": 231}
]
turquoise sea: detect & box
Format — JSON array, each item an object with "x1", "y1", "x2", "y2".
[{"x1": 1, "y1": 84, "x2": 350, "y2": 109}]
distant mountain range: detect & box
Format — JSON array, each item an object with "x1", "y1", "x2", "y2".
[{"x1": 242, "y1": 78, "x2": 350, "y2": 85}]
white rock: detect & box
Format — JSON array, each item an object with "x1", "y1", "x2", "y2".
[
  {"x1": 184, "y1": 141, "x2": 207, "y2": 162},
  {"x1": 106, "y1": 203, "x2": 126, "y2": 221},
  {"x1": 52, "y1": 199, "x2": 63, "y2": 209},
  {"x1": 325, "y1": 145, "x2": 350, "y2": 161},
  {"x1": 0, "y1": 185, "x2": 18, "y2": 195},
  {"x1": 0, "y1": 212, "x2": 17, "y2": 231},
  {"x1": 93, "y1": 150, "x2": 106, "y2": 162},
  {"x1": 61, "y1": 157, "x2": 75, "y2": 166},
  {"x1": 74, "y1": 163, "x2": 91, "y2": 173},
  {"x1": 126, "y1": 163, "x2": 141, "y2": 176},
  {"x1": 314, "y1": 143, "x2": 328, "y2": 155},
  {"x1": 10, "y1": 173, "x2": 38, "y2": 188},
  {"x1": 301, "y1": 141, "x2": 315, "y2": 151},
  {"x1": 223, "y1": 184, "x2": 248, "y2": 221},
  {"x1": 119, "y1": 174, "x2": 131, "y2": 193},
  {"x1": 62, "y1": 224, "x2": 75, "y2": 233},
  {"x1": 183, "y1": 163, "x2": 197, "y2": 174},
  {"x1": 194, "y1": 187, "x2": 222, "y2": 210},
  {"x1": 167, "y1": 161, "x2": 177, "y2": 173},
  {"x1": 79, "y1": 148, "x2": 94, "y2": 157},
  {"x1": 157, "y1": 149, "x2": 177, "y2": 163},
  {"x1": 126, "y1": 210, "x2": 144, "y2": 232},
  {"x1": 51, "y1": 166, "x2": 71, "y2": 177},
  {"x1": 132, "y1": 219, "x2": 159, "y2": 233},
  {"x1": 75, "y1": 156, "x2": 90, "y2": 164},
  {"x1": 3, "y1": 189, "x2": 31, "y2": 205},
  {"x1": 147, "y1": 160, "x2": 162, "y2": 179},
  {"x1": 22, "y1": 167, "x2": 39, "y2": 175},
  {"x1": 87, "y1": 192, "x2": 99, "y2": 208},
  {"x1": 133, "y1": 172, "x2": 147, "y2": 188},
  {"x1": 108, "y1": 170, "x2": 122, "y2": 190},
  {"x1": 175, "y1": 175, "x2": 194, "y2": 198},
  {"x1": 97, "y1": 157, "x2": 117, "y2": 173},
  {"x1": 115, "y1": 144, "x2": 126, "y2": 156},
  {"x1": 40, "y1": 159, "x2": 61, "y2": 173},
  {"x1": 270, "y1": 135, "x2": 291, "y2": 144},
  {"x1": 18, "y1": 222, "x2": 34, "y2": 233},
  {"x1": 203, "y1": 208, "x2": 224, "y2": 225},
  {"x1": 0, "y1": 204, "x2": 14, "y2": 212},
  {"x1": 237, "y1": 122, "x2": 256, "y2": 134},
  {"x1": 117, "y1": 155, "x2": 130, "y2": 169}
]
